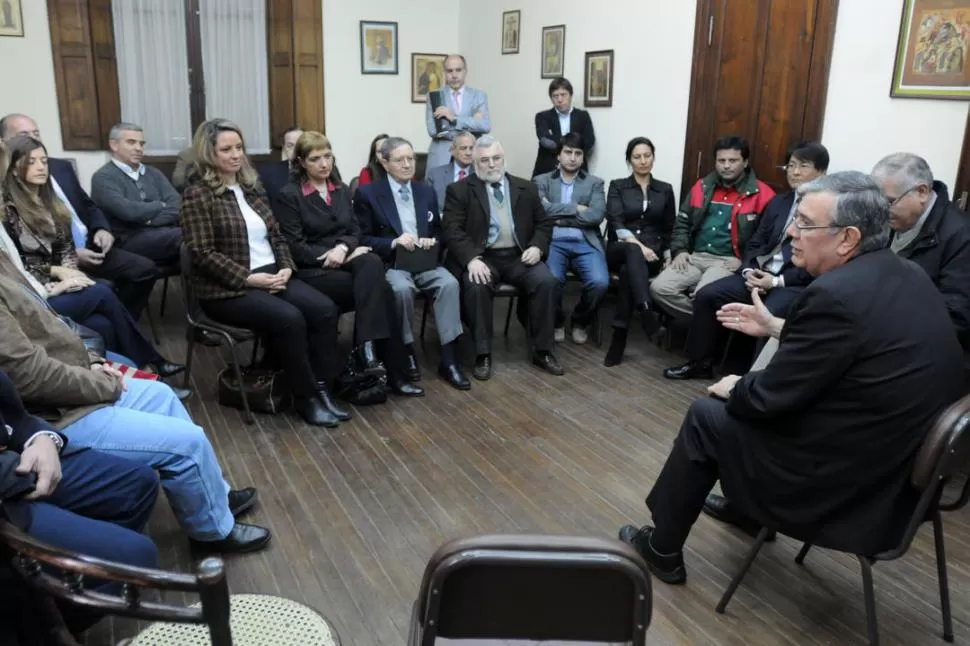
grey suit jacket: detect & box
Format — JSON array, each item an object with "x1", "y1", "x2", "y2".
[
  {"x1": 532, "y1": 169, "x2": 606, "y2": 254},
  {"x1": 425, "y1": 162, "x2": 474, "y2": 211},
  {"x1": 425, "y1": 86, "x2": 491, "y2": 168}
]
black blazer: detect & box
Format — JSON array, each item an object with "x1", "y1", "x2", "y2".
[
  {"x1": 531, "y1": 108, "x2": 595, "y2": 178},
  {"x1": 725, "y1": 249, "x2": 964, "y2": 555},
  {"x1": 354, "y1": 178, "x2": 441, "y2": 263},
  {"x1": 441, "y1": 173, "x2": 552, "y2": 275},
  {"x1": 275, "y1": 181, "x2": 360, "y2": 278},
  {"x1": 258, "y1": 160, "x2": 291, "y2": 211},
  {"x1": 605, "y1": 175, "x2": 676, "y2": 254},
  {"x1": 48, "y1": 158, "x2": 111, "y2": 234},
  {"x1": 741, "y1": 191, "x2": 812, "y2": 288}
]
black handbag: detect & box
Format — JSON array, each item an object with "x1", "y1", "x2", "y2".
[
  {"x1": 217, "y1": 367, "x2": 290, "y2": 414},
  {"x1": 333, "y1": 353, "x2": 388, "y2": 406}
]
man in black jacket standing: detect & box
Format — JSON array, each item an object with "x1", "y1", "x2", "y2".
[
  {"x1": 531, "y1": 77, "x2": 595, "y2": 178},
  {"x1": 618, "y1": 171, "x2": 964, "y2": 584}
]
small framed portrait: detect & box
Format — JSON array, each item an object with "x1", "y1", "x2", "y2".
[
  {"x1": 584, "y1": 49, "x2": 614, "y2": 107},
  {"x1": 541, "y1": 25, "x2": 566, "y2": 79},
  {"x1": 360, "y1": 20, "x2": 398, "y2": 75},
  {"x1": 411, "y1": 53, "x2": 447, "y2": 104},
  {"x1": 0, "y1": 0, "x2": 24, "y2": 38},
  {"x1": 502, "y1": 10, "x2": 520, "y2": 55},
  {"x1": 890, "y1": 0, "x2": 970, "y2": 99}
]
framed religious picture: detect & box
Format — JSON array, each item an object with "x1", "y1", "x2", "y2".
[
  {"x1": 540, "y1": 25, "x2": 565, "y2": 78},
  {"x1": 411, "y1": 53, "x2": 447, "y2": 103},
  {"x1": 584, "y1": 49, "x2": 614, "y2": 107},
  {"x1": 502, "y1": 10, "x2": 520, "y2": 55},
  {"x1": 0, "y1": 0, "x2": 24, "y2": 38},
  {"x1": 359, "y1": 20, "x2": 398, "y2": 75},
  {"x1": 891, "y1": 0, "x2": 970, "y2": 99}
]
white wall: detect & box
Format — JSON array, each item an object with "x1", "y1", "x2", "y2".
[{"x1": 458, "y1": 0, "x2": 697, "y2": 198}]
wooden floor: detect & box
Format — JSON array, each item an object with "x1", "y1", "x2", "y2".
[{"x1": 86, "y1": 285, "x2": 970, "y2": 646}]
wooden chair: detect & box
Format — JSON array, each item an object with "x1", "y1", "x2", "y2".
[
  {"x1": 408, "y1": 534, "x2": 652, "y2": 645},
  {"x1": 716, "y1": 394, "x2": 970, "y2": 645},
  {"x1": 0, "y1": 520, "x2": 339, "y2": 646},
  {"x1": 144, "y1": 262, "x2": 181, "y2": 345}
]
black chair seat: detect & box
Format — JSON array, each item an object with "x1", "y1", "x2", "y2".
[
  {"x1": 494, "y1": 282, "x2": 519, "y2": 296},
  {"x1": 194, "y1": 315, "x2": 256, "y2": 342}
]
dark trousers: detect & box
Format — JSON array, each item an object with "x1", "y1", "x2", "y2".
[
  {"x1": 685, "y1": 274, "x2": 802, "y2": 362},
  {"x1": 49, "y1": 282, "x2": 160, "y2": 367},
  {"x1": 300, "y1": 253, "x2": 392, "y2": 344},
  {"x1": 119, "y1": 226, "x2": 182, "y2": 266},
  {"x1": 82, "y1": 246, "x2": 159, "y2": 319},
  {"x1": 606, "y1": 241, "x2": 662, "y2": 329},
  {"x1": 200, "y1": 274, "x2": 340, "y2": 397},
  {"x1": 461, "y1": 248, "x2": 558, "y2": 355}
]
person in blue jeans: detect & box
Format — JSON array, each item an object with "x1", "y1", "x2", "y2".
[{"x1": 532, "y1": 132, "x2": 609, "y2": 344}]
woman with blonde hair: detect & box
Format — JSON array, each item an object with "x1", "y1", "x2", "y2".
[
  {"x1": 180, "y1": 118, "x2": 348, "y2": 427},
  {"x1": 1, "y1": 135, "x2": 182, "y2": 376}
]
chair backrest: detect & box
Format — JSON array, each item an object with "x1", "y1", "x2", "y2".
[
  {"x1": 1, "y1": 518, "x2": 233, "y2": 644},
  {"x1": 411, "y1": 534, "x2": 651, "y2": 646},
  {"x1": 349, "y1": 176, "x2": 360, "y2": 197},
  {"x1": 179, "y1": 243, "x2": 205, "y2": 324}
]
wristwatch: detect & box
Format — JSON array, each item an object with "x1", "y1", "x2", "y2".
[
  {"x1": 770, "y1": 276, "x2": 781, "y2": 289},
  {"x1": 28, "y1": 432, "x2": 64, "y2": 452}
]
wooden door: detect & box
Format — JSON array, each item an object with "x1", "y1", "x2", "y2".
[
  {"x1": 953, "y1": 108, "x2": 970, "y2": 211},
  {"x1": 680, "y1": 0, "x2": 839, "y2": 199}
]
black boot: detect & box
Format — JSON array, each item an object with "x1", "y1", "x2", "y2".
[
  {"x1": 294, "y1": 395, "x2": 339, "y2": 428},
  {"x1": 354, "y1": 340, "x2": 386, "y2": 378},
  {"x1": 317, "y1": 382, "x2": 352, "y2": 422},
  {"x1": 604, "y1": 328, "x2": 628, "y2": 367}
]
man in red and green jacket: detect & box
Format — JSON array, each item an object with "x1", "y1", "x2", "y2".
[{"x1": 650, "y1": 135, "x2": 775, "y2": 319}]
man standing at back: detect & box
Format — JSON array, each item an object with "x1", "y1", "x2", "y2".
[{"x1": 425, "y1": 55, "x2": 491, "y2": 169}]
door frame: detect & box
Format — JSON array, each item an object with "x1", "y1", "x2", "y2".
[
  {"x1": 953, "y1": 107, "x2": 970, "y2": 211},
  {"x1": 679, "y1": 0, "x2": 840, "y2": 201}
]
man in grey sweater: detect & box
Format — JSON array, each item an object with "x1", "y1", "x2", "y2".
[{"x1": 91, "y1": 122, "x2": 181, "y2": 266}]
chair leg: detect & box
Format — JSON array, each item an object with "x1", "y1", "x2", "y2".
[
  {"x1": 249, "y1": 338, "x2": 260, "y2": 367},
  {"x1": 145, "y1": 305, "x2": 161, "y2": 345},
  {"x1": 159, "y1": 276, "x2": 171, "y2": 317},
  {"x1": 228, "y1": 342, "x2": 254, "y2": 425},
  {"x1": 858, "y1": 555, "x2": 880, "y2": 646},
  {"x1": 420, "y1": 296, "x2": 429, "y2": 343},
  {"x1": 504, "y1": 297, "x2": 515, "y2": 337},
  {"x1": 933, "y1": 510, "x2": 954, "y2": 642},
  {"x1": 716, "y1": 526, "x2": 771, "y2": 613},
  {"x1": 795, "y1": 542, "x2": 813, "y2": 564},
  {"x1": 184, "y1": 331, "x2": 198, "y2": 390}
]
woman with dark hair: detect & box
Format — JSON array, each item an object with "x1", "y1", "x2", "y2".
[
  {"x1": 1, "y1": 135, "x2": 183, "y2": 376},
  {"x1": 603, "y1": 137, "x2": 676, "y2": 366},
  {"x1": 356, "y1": 133, "x2": 389, "y2": 186},
  {"x1": 275, "y1": 131, "x2": 422, "y2": 397},
  {"x1": 180, "y1": 118, "x2": 348, "y2": 427}
]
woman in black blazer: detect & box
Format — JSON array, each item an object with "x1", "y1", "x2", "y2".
[
  {"x1": 275, "y1": 131, "x2": 421, "y2": 396},
  {"x1": 604, "y1": 137, "x2": 676, "y2": 366}
]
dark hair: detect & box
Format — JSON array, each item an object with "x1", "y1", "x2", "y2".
[
  {"x1": 557, "y1": 132, "x2": 585, "y2": 154},
  {"x1": 366, "y1": 133, "x2": 389, "y2": 181},
  {"x1": 625, "y1": 137, "x2": 655, "y2": 163},
  {"x1": 713, "y1": 135, "x2": 750, "y2": 160},
  {"x1": 788, "y1": 141, "x2": 830, "y2": 171},
  {"x1": 2, "y1": 135, "x2": 71, "y2": 238},
  {"x1": 548, "y1": 77, "x2": 573, "y2": 97}
]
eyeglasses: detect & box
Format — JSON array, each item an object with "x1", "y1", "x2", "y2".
[
  {"x1": 779, "y1": 162, "x2": 816, "y2": 172},
  {"x1": 389, "y1": 156, "x2": 415, "y2": 166},
  {"x1": 790, "y1": 214, "x2": 848, "y2": 232},
  {"x1": 887, "y1": 184, "x2": 920, "y2": 206}
]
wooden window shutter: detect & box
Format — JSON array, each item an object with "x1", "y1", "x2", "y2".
[
  {"x1": 267, "y1": 0, "x2": 325, "y2": 147},
  {"x1": 46, "y1": 0, "x2": 120, "y2": 150}
]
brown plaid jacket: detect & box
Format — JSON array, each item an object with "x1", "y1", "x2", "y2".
[{"x1": 181, "y1": 183, "x2": 295, "y2": 300}]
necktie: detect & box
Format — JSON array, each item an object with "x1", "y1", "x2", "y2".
[
  {"x1": 458, "y1": 169, "x2": 466, "y2": 180},
  {"x1": 399, "y1": 185, "x2": 411, "y2": 202},
  {"x1": 453, "y1": 90, "x2": 461, "y2": 113},
  {"x1": 491, "y1": 182, "x2": 504, "y2": 205}
]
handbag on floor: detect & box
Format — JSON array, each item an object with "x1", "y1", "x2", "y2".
[
  {"x1": 333, "y1": 352, "x2": 388, "y2": 406},
  {"x1": 217, "y1": 367, "x2": 290, "y2": 414}
]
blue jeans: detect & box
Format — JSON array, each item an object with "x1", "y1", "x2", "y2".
[
  {"x1": 61, "y1": 379, "x2": 234, "y2": 541},
  {"x1": 545, "y1": 238, "x2": 609, "y2": 328}
]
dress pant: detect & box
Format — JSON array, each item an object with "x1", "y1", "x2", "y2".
[
  {"x1": 49, "y1": 282, "x2": 161, "y2": 367},
  {"x1": 200, "y1": 270, "x2": 341, "y2": 395},
  {"x1": 545, "y1": 238, "x2": 609, "y2": 328},
  {"x1": 606, "y1": 241, "x2": 662, "y2": 329},
  {"x1": 118, "y1": 226, "x2": 182, "y2": 266},
  {"x1": 81, "y1": 246, "x2": 159, "y2": 319},
  {"x1": 685, "y1": 274, "x2": 803, "y2": 362},
  {"x1": 385, "y1": 266, "x2": 462, "y2": 346},
  {"x1": 461, "y1": 248, "x2": 558, "y2": 355},
  {"x1": 300, "y1": 253, "x2": 392, "y2": 344},
  {"x1": 650, "y1": 252, "x2": 741, "y2": 319}
]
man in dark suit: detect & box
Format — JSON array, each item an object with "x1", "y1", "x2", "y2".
[
  {"x1": 0, "y1": 113, "x2": 159, "y2": 319},
  {"x1": 258, "y1": 124, "x2": 303, "y2": 208},
  {"x1": 441, "y1": 135, "x2": 563, "y2": 380},
  {"x1": 618, "y1": 171, "x2": 965, "y2": 584},
  {"x1": 355, "y1": 137, "x2": 470, "y2": 390},
  {"x1": 531, "y1": 77, "x2": 595, "y2": 178},
  {"x1": 664, "y1": 142, "x2": 827, "y2": 380}
]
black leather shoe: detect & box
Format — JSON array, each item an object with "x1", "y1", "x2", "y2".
[
  {"x1": 171, "y1": 387, "x2": 193, "y2": 401},
  {"x1": 618, "y1": 524, "x2": 686, "y2": 585},
  {"x1": 473, "y1": 355, "x2": 492, "y2": 381},
  {"x1": 151, "y1": 360, "x2": 186, "y2": 378},
  {"x1": 663, "y1": 360, "x2": 713, "y2": 380},
  {"x1": 532, "y1": 351, "x2": 565, "y2": 376},
  {"x1": 355, "y1": 341, "x2": 386, "y2": 378},
  {"x1": 389, "y1": 378, "x2": 425, "y2": 397},
  {"x1": 404, "y1": 354, "x2": 421, "y2": 382},
  {"x1": 228, "y1": 488, "x2": 258, "y2": 517},
  {"x1": 294, "y1": 396, "x2": 339, "y2": 428},
  {"x1": 190, "y1": 523, "x2": 271, "y2": 554},
  {"x1": 438, "y1": 363, "x2": 471, "y2": 390},
  {"x1": 317, "y1": 382, "x2": 352, "y2": 421},
  {"x1": 702, "y1": 494, "x2": 776, "y2": 541}
]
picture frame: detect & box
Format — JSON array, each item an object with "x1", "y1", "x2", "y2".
[
  {"x1": 890, "y1": 0, "x2": 970, "y2": 100},
  {"x1": 540, "y1": 25, "x2": 565, "y2": 79},
  {"x1": 584, "y1": 49, "x2": 614, "y2": 108},
  {"x1": 502, "y1": 10, "x2": 520, "y2": 55},
  {"x1": 359, "y1": 20, "x2": 398, "y2": 75},
  {"x1": 411, "y1": 53, "x2": 448, "y2": 104},
  {"x1": 0, "y1": 0, "x2": 24, "y2": 38}
]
